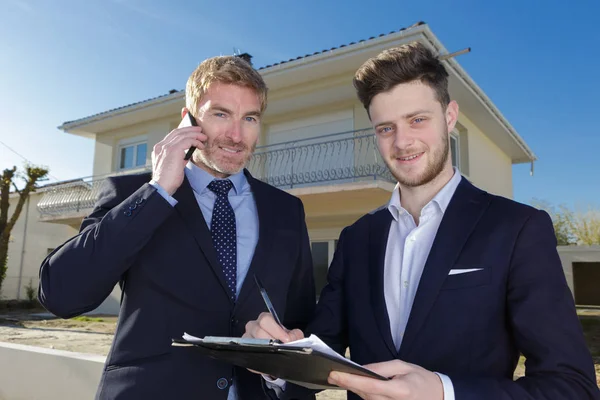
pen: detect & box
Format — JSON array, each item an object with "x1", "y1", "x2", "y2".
[{"x1": 254, "y1": 274, "x2": 285, "y2": 331}]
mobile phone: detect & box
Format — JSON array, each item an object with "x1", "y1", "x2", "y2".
[{"x1": 178, "y1": 112, "x2": 199, "y2": 161}]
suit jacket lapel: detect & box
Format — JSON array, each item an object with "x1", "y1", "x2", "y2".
[
  {"x1": 173, "y1": 176, "x2": 233, "y2": 304},
  {"x1": 234, "y1": 170, "x2": 273, "y2": 309},
  {"x1": 369, "y1": 208, "x2": 399, "y2": 358},
  {"x1": 399, "y1": 178, "x2": 490, "y2": 358}
]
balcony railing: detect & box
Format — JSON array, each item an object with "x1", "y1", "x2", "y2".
[
  {"x1": 36, "y1": 168, "x2": 150, "y2": 218},
  {"x1": 37, "y1": 129, "x2": 394, "y2": 219},
  {"x1": 248, "y1": 129, "x2": 393, "y2": 188}
]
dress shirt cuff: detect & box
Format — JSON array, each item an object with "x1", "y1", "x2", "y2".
[
  {"x1": 149, "y1": 180, "x2": 178, "y2": 207},
  {"x1": 262, "y1": 374, "x2": 286, "y2": 397},
  {"x1": 434, "y1": 372, "x2": 455, "y2": 400}
]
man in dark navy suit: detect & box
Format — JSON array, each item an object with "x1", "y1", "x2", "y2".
[
  {"x1": 38, "y1": 55, "x2": 315, "y2": 400},
  {"x1": 245, "y1": 42, "x2": 599, "y2": 399}
]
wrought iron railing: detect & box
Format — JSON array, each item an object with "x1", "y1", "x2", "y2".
[
  {"x1": 37, "y1": 179, "x2": 97, "y2": 218},
  {"x1": 37, "y1": 129, "x2": 394, "y2": 218},
  {"x1": 36, "y1": 168, "x2": 151, "y2": 218},
  {"x1": 248, "y1": 129, "x2": 393, "y2": 187}
]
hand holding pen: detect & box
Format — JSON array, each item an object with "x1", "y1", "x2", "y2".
[{"x1": 242, "y1": 275, "x2": 305, "y2": 343}]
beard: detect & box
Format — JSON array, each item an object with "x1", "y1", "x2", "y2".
[
  {"x1": 388, "y1": 130, "x2": 450, "y2": 187},
  {"x1": 192, "y1": 137, "x2": 256, "y2": 176}
]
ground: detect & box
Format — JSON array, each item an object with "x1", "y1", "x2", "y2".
[{"x1": 1, "y1": 308, "x2": 599, "y2": 398}]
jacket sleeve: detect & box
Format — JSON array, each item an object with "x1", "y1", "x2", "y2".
[
  {"x1": 451, "y1": 210, "x2": 600, "y2": 399},
  {"x1": 282, "y1": 199, "x2": 316, "y2": 332},
  {"x1": 266, "y1": 208, "x2": 349, "y2": 400},
  {"x1": 303, "y1": 226, "x2": 350, "y2": 355},
  {"x1": 38, "y1": 177, "x2": 175, "y2": 318}
]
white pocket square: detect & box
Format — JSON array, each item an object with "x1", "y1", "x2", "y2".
[{"x1": 448, "y1": 268, "x2": 483, "y2": 276}]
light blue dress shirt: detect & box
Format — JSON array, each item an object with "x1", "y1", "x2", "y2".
[{"x1": 150, "y1": 162, "x2": 258, "y2": 400}]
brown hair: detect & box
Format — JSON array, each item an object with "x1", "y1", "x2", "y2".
[
  {"x1": 185, "y1": 55, "x2": 268, "y2": 115},
  {"x1": 353, "y1": 42, "x2": 450, "y2": 113}
]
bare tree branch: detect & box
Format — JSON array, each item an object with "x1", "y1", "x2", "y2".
[{"x1": 0, "y1": 164, "x2": 49, "y2": 292}]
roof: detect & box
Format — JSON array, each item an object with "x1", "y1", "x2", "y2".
[
  {"x1": 57, "y1": 22, "x2": 535, "y2": 164},
  {"x1": 258, "y1": 21, "x2": 426, "y2": 70},
  {"x1": 61, "y1": 89, "x2": 181, "y2": 127},
  {"x1": 59, "y1": 22, "x2": 426, "y2": 127}
]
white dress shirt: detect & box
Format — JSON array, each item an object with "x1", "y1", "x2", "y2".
[
  {"x1": 265, "y1": 168, "x2": 462, "y2": 399},
  {"x1": 384, "y1": 167, "x2": 462, "y2": 400}
]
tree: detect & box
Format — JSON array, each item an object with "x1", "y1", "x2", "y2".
[
  {"x1": 563, "y1": 206, "x2": 600, "y2": 246},
  {"x1": 532, "y1": 199, "x2": 600, "y2": 246},
  {"x1": 0, "y1": 165, "x2": 49, "y2": 295},
  {"x1": 531, "y1": 199, "x2": 573, "y2": 245}
]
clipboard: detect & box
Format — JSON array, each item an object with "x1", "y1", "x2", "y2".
[{"x1": 172, "y1": 334, "x2": 388, "y2": 390}]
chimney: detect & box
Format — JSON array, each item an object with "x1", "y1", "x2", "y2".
[{"x1": 235, "y1": 52, "x2": 253, "y2": 66}]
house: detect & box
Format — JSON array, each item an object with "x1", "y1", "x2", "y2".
[
  {"x1": 557, "y1": 245, "x2": 600, "y2": 306},
  {"x1": 3, "y1": 190, "x2": 77, "y2": 301},
  {"x1": 4, "y1": 22, "x2": 540, "y2": 313}
]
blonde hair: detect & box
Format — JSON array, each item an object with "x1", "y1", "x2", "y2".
[{"x1": 185, "y1": 56, "x2": 267, "y2": 115}]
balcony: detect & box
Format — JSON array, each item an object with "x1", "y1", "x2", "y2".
[
  {"x1": 37, "y1": 129, "x2": 395, "y2": 223},
  {"x1": 248, "y1": 129, "x2": 393, "y2": 188},
  {"x1": 36, "y1": 169, "x2": 149, "y2": 224}
]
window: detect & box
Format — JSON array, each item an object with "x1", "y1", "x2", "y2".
[
  {"x1": 118, "y1": 141, "x2": 147, "y2": 170},
  {"x1": 311, "y1": 242, "x2": 330, "y2": 297},
  {"x1": 311, "y1": 239, "x2": 339, "y2": 297},
  {"x1": 450, "y1": 133, "x2": 460, "y2": 169}
]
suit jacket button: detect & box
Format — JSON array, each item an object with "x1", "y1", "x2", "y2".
[
  {"x1": 124, "y1": 210, "x2": 132, "y2": 217},
  {"x1": 129, "y1": 204, "x2": 137, "y2": 210},
  {"x1": 135, "y1": 198, "x2": 144, "y2": 205},
  {"x1": 216, "y1": 377, "x2": 228, "y2": 390}
]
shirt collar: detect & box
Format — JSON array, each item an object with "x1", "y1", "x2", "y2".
[
  {"x1": 387, "y1": 167, "x2": 463, "y2": 220},
  {"x1": 184, "y1": 162, "x2": 248, "y2": 195},
  {"x1": 431, "y1": 167, "x2": 462, "y2": 213}
]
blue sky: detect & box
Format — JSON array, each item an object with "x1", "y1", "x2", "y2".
[{"x1": 1, "y1": 0, "x2": 598, "y2": 209}]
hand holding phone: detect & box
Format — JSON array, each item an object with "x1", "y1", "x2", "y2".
[
  {"x1": 151, "y1": 111, "x2": 206, "y2": 195},
  {"x1": 178, "y1": 112, "x2": 200, "y2": 161}
]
